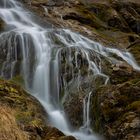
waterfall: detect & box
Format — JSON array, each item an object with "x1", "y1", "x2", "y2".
[
  {"x1": 81, "y1": 92, "x2": 92, "y2": 133},
  {"x1": 0, "y1": 0, "x2": 140, "y2": 140}
]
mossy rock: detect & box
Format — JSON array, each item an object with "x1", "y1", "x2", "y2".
[
  {"x1": 127, "y1": 101, "x2": 140, "y2": 112},
  {"x1": 0, "y1": 79, "x2": 47, "y2": 128},
  {"x1": 90, "y1": 78, "x2": 140, "y2": 139},
  {"x1": 10, "y1": 75, "x2": 24, "y2": 86},
  {"x1": 74, "y1": 4, "x2": 107, "y2": 29},
  {"x1": 129, "y1": 42, "x2": 140, "y2": 65},
  {"x1": 0, "y1": 79, "x2": 75, "y2": 140}
]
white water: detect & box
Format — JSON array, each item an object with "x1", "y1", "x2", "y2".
[
  {"x1": 81, "y1": 92, "x2": 92, "y2": 133},
  {"x1": 0, "y1": 0, "x2": 140, "y2": 140}
]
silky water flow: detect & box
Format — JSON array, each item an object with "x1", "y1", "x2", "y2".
[{"x1": 0, "y1": 0, "x2": 140, "y2": 140}]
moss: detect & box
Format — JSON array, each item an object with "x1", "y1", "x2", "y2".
[
  {"x1": 0, "y1": 78, "x2": 71, "y2": 139},
  {"x1": 111, "y1": 75, "x2": 131, "y2": 84},
  {"x1": 0, "y1": 79, "x2": 47, "y2": 126},
  {"x1": 75, "y1": 4, "x2": 107, "y2": 29},
  {"x1": 127, "y1": 101, "x2": 140, "y2": 111},
  {"x1": 9, "y1": 75, "x2": 24, "y2": 86},
  {"x1": 103, "y1": 107, "x2": 123, "y2": 122},
  {"x1": 30, "y1": 119, "x2": 43, "y2": 128},
  {"x1": 15, "y1": 112, "x2": 32, "y2": 124},
  {"x1": 60, "y1": 87, "x2": 65, "y2": 102},
  {"x1": 91, "y1": 92, "x2": 102, "y2": 133},
  {"x1": 96, "y1": 30, "x2": 117, "y2": 43},
  {"x1": 80, "y1": 65, "x2": 89, "y2": 76},
  {"x1": 86, "y1": 3, "x2": 112, "y2": 22},
  {"x1": 129, "y1": 43, "x2": 140, "y2": 65},
  {"x1": 0, "y1": 79, "x2": 63, "y2": 139}
]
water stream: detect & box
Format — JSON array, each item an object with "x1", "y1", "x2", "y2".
[
  {"x1": 81, "y1": 92, "x2": 92, "y2": 133},
  {"x1": 0, "y1": 0, "x2": 140, "y2": 140}
]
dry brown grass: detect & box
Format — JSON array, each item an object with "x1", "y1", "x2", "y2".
[{"x1": 0, "y1": 105, "x2": 29, "y2": 140}]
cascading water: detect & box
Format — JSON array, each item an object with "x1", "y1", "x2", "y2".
[
  {"x1": 0, "y1": 0, "x2": 140, "y2": 140},
  {"x1": 81, "y1": 92, "x2": 92, "y2": 133}
]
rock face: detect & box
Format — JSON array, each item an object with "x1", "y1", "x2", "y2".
[
  {"x1": 89, "y1": 54, "x2": 140, "y2": 140},
  {"x1": 1, "y1": 0, "x2": 140, "y2": 140},
  {"x1": 0, "y1": 79, "x2": 76, "y2": 140},
  {"x1": 60, "y1": 48, "x2": 140, "y2": 139},
  {"x1": 129, "y1": 41, "x2": 140, "y2": 65},
  {"x1": 91, "y1": 77, "x2": 140, "y2": 140},
  {"x1": 22, "y1": 0, "x2": 140, "y2": 48},
  {"x1": 0, "y1": 18, "x2": 4, "y2": 30}
]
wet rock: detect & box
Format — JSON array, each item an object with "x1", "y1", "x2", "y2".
[
  {"x1": 119, "y1": 8, "x2": 140, "y2": 34},
  {"x1": 23, "y1": 0, "x2": 48, "y2": 6},
  {"x1": 91, "y1": 78, "x2": 140, "y2": 139},
  {"x1": 0, "y1": 31, "x2": 36, "y2": 83},
  {"x1": 63, "y1": 91, "x2": 84, "y2": 128},
  {"x1": 63, "y1": 12, "x2": 93, "y2": 26},
  {"x1": 110, "y1": 61, "x2": 137, "y2": 84},
  {"x1": 0, "y1": 18, "x2": 5, "y2": 31},
  {"x1": 129, "y1": 41, "x2": 140, "y2": 65},
  {"x1": 23, "y1": 0, "x2": 64, "y2": 6}
]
